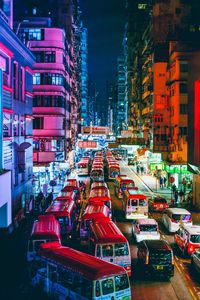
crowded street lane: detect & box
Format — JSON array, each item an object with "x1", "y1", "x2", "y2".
[{"x1": 109, "y1": 160, "x2": 200, "y2": 300}]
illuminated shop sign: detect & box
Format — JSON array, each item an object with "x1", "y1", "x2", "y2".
[{"x1": 164, "y1": 164, "x2": 188, "y2": 174}]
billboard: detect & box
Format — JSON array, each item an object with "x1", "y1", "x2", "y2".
[{"x1": 78, "y1": 141, "x2": 97, "y2": 148}]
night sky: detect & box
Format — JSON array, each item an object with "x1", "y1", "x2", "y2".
[{"x1": 80, "y1": 0, "x2": 126, "y2": 102}]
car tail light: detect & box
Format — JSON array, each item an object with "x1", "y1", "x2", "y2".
[
  {"x1": 126, "y1": 265, "x2": 131, "y2": 270},
  {"x1": 188, "y1": 244, "x2": 195, "y2": 254},
  {"x1": 153, "y1": 204, "x2": 157, "y2": 208},
  {"x1": 171, "y1": 218, "x2": 177, "y2": 223},
  {"x1": 145, "y1": 253, "x2": 149, "y2": 265}
]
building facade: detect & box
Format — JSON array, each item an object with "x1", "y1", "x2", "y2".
[
  {"x1": 18, "y1": 18, "x2": 71, "y2": 165},
  {"x1": 0, "y1": 2, "x2": 34, "y2": 230},
  {"x1": 80, "y1": 25, "x2": 88, "y2": 126}
]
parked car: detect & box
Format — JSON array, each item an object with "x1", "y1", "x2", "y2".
[
  {"x1": 161, "y1": 208, "x2": 192, "y2": 233},
  {"x1": 149, "y1": 196, "x2": 169, "y2": 212},
  {"x1": 191, "y1": 250, "x2": 200, "y2": 274},
  {"x1": 137, "y1": 240, "x2": 174, "y2": 279},
  {"x1": 175, "y1": 225, "x2": 200, "y2": 256},
  {"x1": 132, "y1": 218, "x2": 160, "y2": 243}
]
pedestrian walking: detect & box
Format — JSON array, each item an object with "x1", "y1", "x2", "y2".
[
  {"x1": 140, "y1": 165, "x2": 144, "y2": 175},
  {"x1": 160, "y1": 176, "x2": 164, "y2": 189},
  {"x1": 174, "y1": 190, "x2": 179, "y2": 203},
  {"x1": 172, "y1": 184, "x2": 177, "y2": 195},
  {"x1": 179, "y1": 189, "x2": 184, "y2": 204},
  {"x1": 163, "y1": 176, "x2": 167, "y2": 187},
  {"x1": 136, "y1": 165, "x2": 140, "y2": 174}
]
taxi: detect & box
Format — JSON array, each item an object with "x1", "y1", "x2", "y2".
[
  {"x1": 175, "y1": 225, "x2": 200, "y2": 256},
  {"x1": 132, "y1": 218, "x2": 160, "y2": 243}
]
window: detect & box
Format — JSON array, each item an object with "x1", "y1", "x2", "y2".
[
  {"x1": 3, "y1": 113, "x2": 11, "y2": 137},
  {"x1": 102, "y1": 244, "x2": 113, "y2": 257},
  {"x1": 139, "y1": 199, "x2": 147, "y2": 206},
  {"x1": 175, "y1": 7, "x2": 181, "y2": 15},
  {"x1": 13, "y1": 62, "x2": 18, "y2": 99},
  {"x1": 115, "y1": 243, "x2": 129, "y2": 256},
  {"x1": 13, "y1": 114, "x2": 19, "y2": 136},
  {"x1": 33, "y1": 73, "x2": 41, "y2": 85},
  {"x1": 154, "y1": 114, "x2": 163, "y2": 123},
  {"x1": 180, "y1": 62, "x2": 188, "y2": 73},
  {"x1": 24, "y1": 28, "x2": 43, "y2": 41},
  {"x1": 180, "y1": 104, "x2": 187, "y2": 114},
  {"x1": 96, "y1": 245, "x2": 101, "y2": 257},
  {"x1": 180, "y1": 83, "x2": 187, "y2": 93},
  {"x1": 96, "y1": 281, "x2": 101, "y2": 297},
  {"x1": 102, "y1": 278, "x2": 114, "y2": 295},
  {"x1": 20, "y1": 67, "x2": 25, "y2": 101},
  {"x1": 179, "y1": 127, "x2": 187, "y2": 135},
  {"x1": 33, "y1": 117, "x2": 44, "y2": 129},
  {"x1": 115, "y1": 274, "x2": 129, "y2": 291},
  {"x1": 33, "y1": 51, "x2": 56, "y2": 63},
  {"x1": 57, "y1": 268, "x2": 73, "y2": 288}
]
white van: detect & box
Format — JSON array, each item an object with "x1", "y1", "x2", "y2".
[
  {"x1": 132, "y1": 218, "x2": 160, "y2": 243},
  {"x1": 161, "y1": 208, "x2": 192, "y2": 233}
]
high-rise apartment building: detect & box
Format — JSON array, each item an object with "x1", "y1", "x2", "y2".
[
  {"x1": 80, "y1": 25, "x2": 88, "y2": 126},
  {"x1": 0, "y1": 1, "x2": 34, "y2": 230},
  {"x1": 17, "y1": 18, "x2": 71, "y2": 165}
]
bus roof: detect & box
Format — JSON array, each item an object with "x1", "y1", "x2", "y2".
[
  {"x1": 91, "y1": 182, "x2": 108, "y2": 189},
  {"x1": 115, "y1": 177, "x2": 134, "y2": 184},
  {"x1": 66, "y1": 179, "x2": 78, "y2": 187},
  {"x1": 89, "y1": 189, "x2": 110, "y2": 198},
  {"x1": 124, "y1": 191, "x2": 146, "y2": 199},
  {"x1": 166, "y1": 208, "x2": 191, "y2": 215},
  {"x1": 31, "y1": 215, "x2": 60, "y2": 239},
  {"x1": 83, "y1": 203, "x2": 109, "y2": 220},
  {"x1": 39, "y1": 242, "x2": 126, "y2": 280},
  {"x1": 61, "y1": 186, "x2": 79, "y2": 193},
  {"x1": 90, "y1": 220, "x2": 127, "y2": 244},
  {"x1": 45, "y1": 200, "x2": 75, "y2": 217},
  {"x1": 89, "y1": 196, "x2": 111, "y2": 204}
]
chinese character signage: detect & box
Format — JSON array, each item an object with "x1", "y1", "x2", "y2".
[{"x1": 78, "y1": 141, "x2": 97, "y2": 148}]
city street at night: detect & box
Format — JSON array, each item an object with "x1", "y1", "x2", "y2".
[{"x1": 1, "y1": 1, "x2": 200, "y2": 300}]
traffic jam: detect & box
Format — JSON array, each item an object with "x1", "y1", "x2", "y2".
[{"x1": 27, "y1": 149, "x2": 200, "y2": 300}]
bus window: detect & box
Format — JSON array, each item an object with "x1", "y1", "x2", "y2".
[
  {"x1": 115, "y1": 274, "x2": 129, "y2": 291},
  {"x1": 131, "y1": 199, "x2": 138, "y2": 207},
  {"x1": 82, "y1": 279, "x2": 93, "y2": 298},
  {"x1": 49, "y1": 264, "x2": 57, "y2": 282},
  {"x1": 34, "y1": 240, "x2": 46, "y2": 252},
  {"x1": 139, "y1": 199, "x2": 147, "y2": 206},
  {"x1": 115, "y1": 243, "x2": 129, "y2": 256},
  {"x1": 102, "y1": 278, "x2": 114, "y2": 295},
  {"x1": 58, "y1": 268, "x2": 73, "y2": 288},
  {"x1": 58, "y1": 217, "x2": 69, "y2": 228},
  {"x1": 102, "y1": 245, "x2": 113, "y2": 257},
  {"x1": 97, "y1": 245, "x2": 101, "y2": 257},
  {"x1": 73, "y1": 275, "x2": 82, "y2": 294},
  {"x1": 95, "y1": 281, "x2": 101, "y2": 297}
]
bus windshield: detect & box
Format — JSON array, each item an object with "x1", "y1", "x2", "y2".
[
  {"x1": 115, "y1": 243, "x2": 129, "y2": 256},
  {"x1": 115, "y1": 274, "x2": 129, "y2": 291}
]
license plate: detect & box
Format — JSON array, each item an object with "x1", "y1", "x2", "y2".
[
  {"x1": 160, "y1": 205, "x2": 163, "y2": 208},
  {"x1": 155, "y1": 265, "x2": 164, "y2": 270}
]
